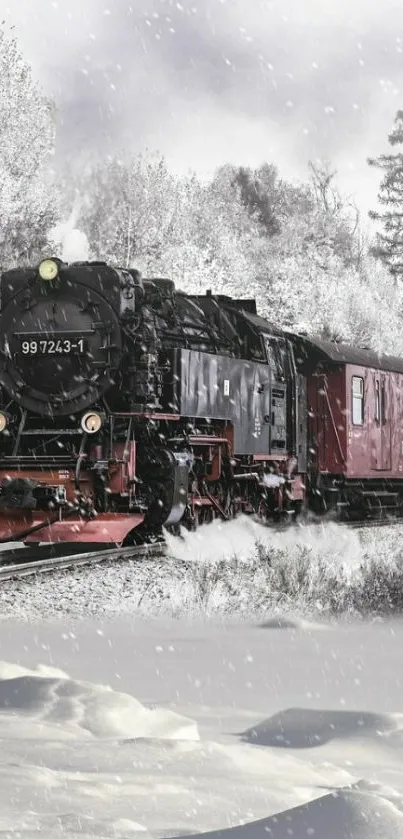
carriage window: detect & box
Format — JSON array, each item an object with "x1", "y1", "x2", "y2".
[
  {"x1": 352, "y1": 376, "x2": 364, "y2": 425},
  {"x1": 375, "y1": 380, "x2": 380, "y2": 423}
]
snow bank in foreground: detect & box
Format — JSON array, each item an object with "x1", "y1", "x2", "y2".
[
  {"x1": 177, "y1": 786, "x2": 403, "y2": 839},
  {"x1": 0, "y1": 660, "x2": 198, "y2": 740},
  {"x1": 2, "y1": 615, "x2": 403, "y2": 839},
  {"x1": 0, "y1": 656, "x2": 353, "y2": 838}
]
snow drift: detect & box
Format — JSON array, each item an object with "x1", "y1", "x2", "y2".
[
  {"x1": 176, "y1": 786, "x2": 403, "y2": 839},
  {"x1": 0, "y1": 660, "x2": 198, "y2": 741},
  {"x1": 0, "y1": 614, "x2": 403, "y2": 837}
]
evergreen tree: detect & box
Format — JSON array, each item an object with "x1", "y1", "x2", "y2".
[
  {"x1": 230, "y1": 164, "x2": 281, "y2": 236},
  {"x1": 368, "y1": 110, "x2": 403, "y2": 281}
]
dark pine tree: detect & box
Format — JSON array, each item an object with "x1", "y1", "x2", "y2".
[
  {"x1": 232, "y1": 165, "x2": 281, "y2": 236},
  {"x1": 368, "y1": 110, "x2": 403, "y2": 281}
]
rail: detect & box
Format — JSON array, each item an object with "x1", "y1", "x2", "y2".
[{"x1": 0, "y1": 543, "x2": 165, "y2": 582}]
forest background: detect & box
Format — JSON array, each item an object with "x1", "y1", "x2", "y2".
[{"x1": 1, "y1": 24, "x2": 402, "y2": 355}]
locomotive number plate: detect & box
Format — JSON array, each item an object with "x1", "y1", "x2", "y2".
[{"x1": 19, "y1": 338, "x2": 87, "y2": 356}]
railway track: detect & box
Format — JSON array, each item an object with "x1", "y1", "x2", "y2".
[
  {"x1": 348, "y1": 518, "x2": 403, "y2": 530},
  {"x1": 0, "y1": 513, "x2": 400, "y2": 583},
  {"x1": 0, "y1": 542, "x2": 165, "y2": 582}
]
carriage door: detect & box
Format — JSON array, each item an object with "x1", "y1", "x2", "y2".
[
  {"x1": 372, "y1": 373, "x2": 391, "y2": 471},
  {"x1": 316, "y1": 374, "x2": 328, "y2": 470},
  {"x1": 264, "y1": 337, "x2": 287, "y2": 454},
  {"x1": 380, "y1": 373, "x2": 392, "y2": 469}
]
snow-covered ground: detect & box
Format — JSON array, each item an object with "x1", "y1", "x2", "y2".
[
  {"x1": 1, "y1": 516, "x2": 403, "y2": 621},
  {"x1": 1, "y1": 517, "x2": 403, "y2": 837},
  {"x1": 1, "y1": 617, "x2": 403, "y2": 838}
]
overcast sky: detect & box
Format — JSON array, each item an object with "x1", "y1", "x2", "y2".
[{"x1": 2, "y1": 0, "x2": 403, "y2": 214}]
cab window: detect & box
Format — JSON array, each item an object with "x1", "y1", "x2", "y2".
[{"x1": 265, "y1": 337, "x2": 287, "y2": 381}]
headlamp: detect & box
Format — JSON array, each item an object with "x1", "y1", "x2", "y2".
[
  {"x1": 38, "y1": 259, "x2": 59, "y2": 281},
  {"x1": 81, "y1": 411, "x2": 102, "y2": 434},
  {"x1": 0, "y1": 413, "x2": 8, "y2": 432}
]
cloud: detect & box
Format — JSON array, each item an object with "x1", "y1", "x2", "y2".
[{"x1": 2, "y1": 0, "x2": 403, "y2": 211}]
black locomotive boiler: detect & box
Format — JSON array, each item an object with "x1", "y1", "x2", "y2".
[{"x1": 0, "y1": 258, "x2": 308, "y2": 544}]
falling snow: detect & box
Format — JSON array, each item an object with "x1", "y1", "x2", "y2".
[{"x1": 0, "y1": 4, "x2": 402, "y2": 834}]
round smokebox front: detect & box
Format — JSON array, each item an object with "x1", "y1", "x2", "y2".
[{"x1": 0, "y1": 277, "x2": 123, "y2": 416}]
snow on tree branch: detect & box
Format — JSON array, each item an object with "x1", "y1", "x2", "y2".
[{"x1": 0, "y1": 24, "x2": 56, "y2": 268}]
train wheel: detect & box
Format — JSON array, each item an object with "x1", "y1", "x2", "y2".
[
  {"x1": 122, "y1": 524, "x2": 162, "y2": 547},
  {"x1": 256, "y1": 499, "x2": 270, "y2": 524},
  {"x1": 192, "y1": 506, "x2": 215, "y2": 527},
  {"x1": 203, "y1": 507, "x2": 214, "y2": 525}
]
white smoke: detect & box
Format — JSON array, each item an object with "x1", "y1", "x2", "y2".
[{"x1": 47, "y1": 198, "x2": 90, "y2": 263}]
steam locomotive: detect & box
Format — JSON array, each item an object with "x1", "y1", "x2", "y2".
[{"x1": 0, "y1": 257, "x2": 402, "y2": 547}]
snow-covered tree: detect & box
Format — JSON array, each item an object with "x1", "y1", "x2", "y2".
[
  {"x1": 0, "y1": 25, "x2": 56, "y2": 267},
  {"x1": 70, "y1": 154, "x2": 259, "y2": 292},
  {"x1": 368, "y1": 110, "x2": 403, "y2": 281},
  {"x1": 65, "y1": 146, "x2": 403, "y2": 357},
  {"x1": 74, "y1": 154, "x2": 183, "y2": 270},
  {"x1": 255, "y1": 226, "x2": 403, "y2": 354}
]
